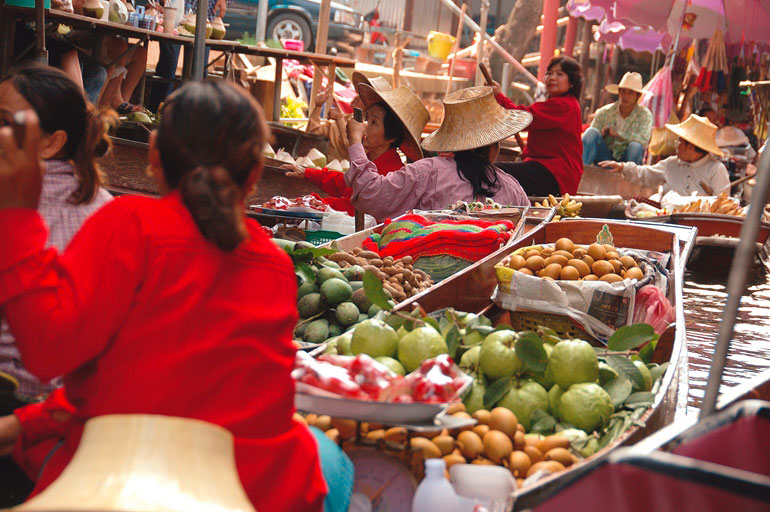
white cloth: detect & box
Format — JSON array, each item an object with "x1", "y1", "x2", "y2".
[{"x1": 621, "y1": 154, "x2": 730, "y2": 197}]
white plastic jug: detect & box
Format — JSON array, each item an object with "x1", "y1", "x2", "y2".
[{"x1": 411, "y1": 459, "x2": 460, "y2": 512}]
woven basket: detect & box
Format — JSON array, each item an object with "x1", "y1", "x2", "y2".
[{"x1": 510, "y1": 311, "x2": 594, "y2": 342}]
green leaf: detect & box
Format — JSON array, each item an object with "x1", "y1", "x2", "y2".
[
  {"x1": 624, "y1": 392, "x2": 654, "y2": 409},
  {"x1": 515, "y1": 331, "x2": 548, "y2": 372},
  {"x1": 474, "y1": 325, "x2": 495, "y2": 337},
  {"x1": 603, "y1": 377, "x2": 633, "y2": 410},
  {"x1": 483, "y1": 377, "x2": 512, "y2": 409},
  {"x1": 494, "y1": 323, "x2": 514, "y2": 331},
  {"x1": 530, "y1": 409, "x2": 557, "y2": 434},
  {"x1": 649, "y1": 361, "x2": 669, "y2": 383},
  {"x1": 297, "y1": 262, "x2": 315, "y2": 282},
  {"x1": 363, "y1": 269, "x2": 393, "y2": 310},
  {"x1": 606, "y1": 355, "x2": 644, "y2": 390},
  {"x1": 445, "y1": 325, "x2": 462, "y2": 360},
  {"x1": 637, "y1": 335, "x2": 659, "y2": 365},
  {"x1": 608, "y1": 324, "x2": 657, "y2": 352},
  {"x1": 423, "y1": 316, "x2": 441, "y2": 333},
  {"x1": 292, "y1": 246, "x2": 337, "y2": 260},
  {"x1": 537, "y1": 325, "x2": 562, "y2": 345}
]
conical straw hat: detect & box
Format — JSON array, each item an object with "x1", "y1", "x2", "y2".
[
  {"x1": 421, "y1": 86, "x2": 533, "y2": 153},
  {"x1": 666, "y1": 114, "x2": 724, "y2": 157},
  {"x1": 15, "y1": 414, "x2": 255, "y2": 512},
  {"x1": 351, "y1": 71, "x2": 392, "y2": 93},
  {"x1": 357, "y1": 83, "x2": 430, "y2": 161},
  {"x1": 605, "y1": 71, "x2": 645, "y2": 95}
]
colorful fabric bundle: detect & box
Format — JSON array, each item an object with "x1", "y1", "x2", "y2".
[{"x1": 362, "y1": 214, "x2": 516, "y2": 281}]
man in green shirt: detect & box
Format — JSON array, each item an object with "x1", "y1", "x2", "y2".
[{"x1": 583, "y1": 72, "x2": 653, "y2": 165}]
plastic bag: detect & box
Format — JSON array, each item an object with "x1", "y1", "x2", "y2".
[{"x1": 632, "y1": 284, "x2": 674, "y2": 334}]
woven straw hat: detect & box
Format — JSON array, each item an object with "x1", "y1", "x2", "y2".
[
  {"x1": 606, "y1": 72, "x2": 645, "y2": 95},
  {"x1": 421, "y1": 86, "x2": 533, "y2": 153},
  {"x1": 351, "y1": 71, "x2": 392, "y2": 93},
  {"x1": 357, "y1": 83, "x2": 430, "y2": 161},
  {"x1": 666, "y1": 114, "x2": 724, "y2": 157},
  {"x1": 17, "y1": 414, "x2": 255, "y2": 512}
]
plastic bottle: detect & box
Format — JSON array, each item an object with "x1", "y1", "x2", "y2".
[{"x1": 411, "y1": 459, "x2": 460, "y2": 512}]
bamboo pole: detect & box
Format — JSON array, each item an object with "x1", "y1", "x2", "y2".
[
  {"x1": 475, "y1": 0, "x2": 489, "y2": 86},
  {"x1": 445, "y1": 3, "x2": 468, "y2": 96},
  {"x1": 308, "y1": 0, "x2": 332, "y2": 116}
]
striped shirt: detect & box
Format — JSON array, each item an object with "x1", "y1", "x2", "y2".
[
  {"x1": 0, "y1": 160, "x2": 112, "y2": 399},
  {"x1": 621, "y1": 154, "x2": 731, "y2": 198}
]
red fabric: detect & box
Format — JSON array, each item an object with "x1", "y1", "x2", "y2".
[
  {"x1": 495, "y1": 93, "x2": 584, "y2": 195},
  {"x1": 361, "y1": 214, "x2": 516, "y2": 262},
  {"x1": 304, "y1": 147, "x2": 404, "y2": 215},
  {"x1": 0, "y1": 194, "x2": 325, "y2": 511}
]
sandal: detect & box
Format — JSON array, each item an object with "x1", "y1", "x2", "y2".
[{"x1": 116, "y1": 102, "x2": 146, "y2": 115}]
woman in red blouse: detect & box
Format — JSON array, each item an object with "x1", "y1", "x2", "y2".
[
  {"x1": 0, "y1": 79, "x2": 325, "y2": 511},
  {"x1": 493, "y1": 56, "x2": 584, "y2": 196}
]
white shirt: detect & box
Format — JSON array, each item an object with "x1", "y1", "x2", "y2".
[{"x1": 621, "y1": 154, "x2": 730, "y2": 197}]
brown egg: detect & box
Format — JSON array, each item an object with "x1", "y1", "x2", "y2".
[
  {"x1": 572, "y1": 247, "x2": 587, "y2": 258},
  {"x1": 555, "y1": 238, "x2": 575, "y2": 253},
  {"x1": 443, "y1": 453, "x2": 467, "y2": 468},
  {"x1": 606, "y1": 251, "x2": 619, "y2": 260},
  {"x1": 526, "y1": 460, "x2": 566, "y2": 477},
  {"x1": 483, "y1": 430, "x2": 514, "y2": 464},
  {"x1": 582, "y1": 254, "x2": 595, "y2": 267},
  {"x1": 544, "y1": 447, "x2": 575, "y2": 467},
  {"x1": 526, "y1": 255, "x2": 546, "y2": 272},
  {"x1": 411, "y1": 437, "x2": 442, "y2": 459},
  {"x1": 508, "y1": 254, "x2": 527, "y2": 270},
  {"x1": 489, "y1": 407, "x2": 519, "y2": 438},
  {"x1": 587, "y1": 243, "x2": 606, "y2": 261},
  {"x1": 536, "y1": 435, "x2": 570, "y2": 454},
  {"x1": 509, "y1": 451, "x2": 532, "y2": 478},
  {"x1": 472, "y1": 424, "x2": 490, "y2": 439},
  {"x1": 472, "y1": 409, "x2": 491, "y2": 425},
  {"x1": 583, "y1": 274, "x2": 599, "y2": 281},
  {"x1": 567, "y1": 259, "x2": 591, "y2": 277},
  {"x1": 625, "y1": 266, "x2": 644, "y2": 280},
  {"x1": 457, "y1": 431, "x2": 484, "y2": 459},
  {"x1": 525, "y1": 249, "x2": 542, "y2": 259},
  {"x1": 541, "y1": 263, "x2": 563, "y2": 280},
  {"x1": 513, "y1": 430, "x2": 526, "y2": 450},
  {"x1": 384, "y1": 427, "x2": 408, "y2": 444},
  {"x1": 608, "y1": 259, "x2": 623, "y2": 274},
  {"x1": 518, "y1": 268, "x2": 534, "y2": 276},
  {"x1": 600, "y1": 273, "x2": 623, "y2": 283},
  {"x1": 432, "y1": 435, "x2": 456, "y2": 456},
  {"x1": 552, "y1": 250, "x2": 574, "y2": 260},
  {"x1": 620, "y1": 255, "x2": 637, "y2": 269},
  {"x1": 592, "y1": 260, "x2": 614, "y2": 277},
  {"x1": 560, "y1": 266, "x2": 580, "y2": 280},
  {"x1": 524, "y1": 445, "x2": 544, "y2": 464},
  {"x1": 545, "y1": 254, "x2": 569, "y2": 267},
  {"x1": 540, "y1": 247, "x2": 554, "y2": 257}
]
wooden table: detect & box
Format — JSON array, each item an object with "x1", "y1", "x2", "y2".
[{"x1": 0, "y1": 5, "x2": 354, "y2": 120}]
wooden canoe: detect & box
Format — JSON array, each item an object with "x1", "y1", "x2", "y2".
[
  {"x1": 394, "y1": 219, "x2": 697, "y2": 510},
  {"x1": 578, "y1": 164, "x2": 657, "y2": 199}
]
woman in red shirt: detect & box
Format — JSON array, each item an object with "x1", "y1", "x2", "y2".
[
  {"x1": 0, "y1": 78, "x2": 325, "y2": 511},
  {"x1": 493, "y1": 56, "x2": 584, "y2": 196}
]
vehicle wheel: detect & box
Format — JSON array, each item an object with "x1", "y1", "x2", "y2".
[{"x1": 267, "y1": 12, "x2": 313, "y2": 51}]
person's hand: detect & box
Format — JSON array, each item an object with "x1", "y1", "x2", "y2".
[
  {"x1": 315, "y1": 84, "x2": 333, "y2": 108},
  {"x1": 282, "y1": 163, "x2": 305, "y2": 179},
  {"x1": 490, "y1": 80, "x2": 502, "y2": 96},
  {"x1": 746, "y1": 163, "x2": 757, "y2": 176},
  {"x1": 0, "y1": 110, "x2": 44, "y2": 210},
  {"x1": 328, "y1": 106, "x2": 344, "y2": 122},
  {"x1": 346, "y1": 117, "x2": 366, "y2": 146},
  {"x1": 599, "y1": 161, "x2": 623, "y2": 173},
  {"x1": 213, "y1": 0, "x2": 226, "y2": 17},
  {"x1": 0, "y1": 415, "x2": 22, "y2": 457}
]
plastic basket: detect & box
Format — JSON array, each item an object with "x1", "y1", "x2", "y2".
[
  {"x1": 510, "y1": 311, "x2": 594, "y2": 342},
  {"x1": 305, "y1": 230, "x2": 344, "y2": 246}
]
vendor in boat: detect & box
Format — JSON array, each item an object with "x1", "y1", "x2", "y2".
[
  {"x1": 305, "y1": 71, "x2": 392, "y2": 162},
  {"x1": 600, "y1": 114, "x2": 730, "y2": 198},
  {"x1": 344, "y1": 85, "x2": 531, "y2": 223},
  {"x1": 491, "y1": 56, "x2": 584, "y2": 196},
  {"x1": 285, "y1": 74, "x2": 424, "y2": 216},
  {"x1": 582, "y1": 72, "x2": 653, "y2": 166},
  {"x1": 0, "y1": 80, "x2": 327, "y2": 511}
]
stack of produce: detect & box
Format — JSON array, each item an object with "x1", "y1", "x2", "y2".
[
  {"x1": 532, "y1": 194, "x2": 582, "y2": 221},
  {"x1": 262, "y1": 144, "x2": 349, "y2": 173},
  {"x1": 669, "y1": 192, "x2": 745, "y2": 216}
]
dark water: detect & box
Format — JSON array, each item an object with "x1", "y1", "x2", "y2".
[{"x1": 683, "y1": 261, "x2": 770, "y2": 413}]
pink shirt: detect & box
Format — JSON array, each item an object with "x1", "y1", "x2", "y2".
[{"x1": 344, "y1": 143, "x2": 530, "y2": 222}]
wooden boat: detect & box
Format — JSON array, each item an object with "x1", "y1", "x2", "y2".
[
  {"x1": 578, "y1": 164, "x2": 656, "y2": 199},
  {"x1": 394, "y1": 219, "x2": 697, "y2": 510}
]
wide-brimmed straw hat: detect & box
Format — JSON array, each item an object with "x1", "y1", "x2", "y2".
[
  {"x1": 421, "y1": 86, "x2": 533, "y2": 153},
  {"x1": 715, "y1": 125, "x2": 749, "y2": 148},
  {"x1": 666, "y1": 114, "x2": 724, "y2": 157},
  {"x1": 357, "y1": 83, "x2": 430, "y2": 161},
  {"x1": 17, "y1": 414, "x2": 255, "y2": 512},
  {"x1": 351, "y1": 71, "x2": 392, "y2": 93},
  {"x1": 605, "y1": 72, "x2": 645, "y2": 95}
]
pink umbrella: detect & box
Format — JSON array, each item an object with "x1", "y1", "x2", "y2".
[{"x1": 640, "y1": 65, "x2": 674, "y2": 128}]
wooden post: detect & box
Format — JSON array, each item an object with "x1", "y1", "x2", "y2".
[
  {"x1": 590, "y1": 42, "x2": 606, "y2": 113},
  {"x1": 578, "y1": 20, "x2": 592, "y2": 105},
  {"x1": 537, "y1": 0, "x2": 559, "y2": 81},
  {"x1": 403, "y1": 0, "x2": 415, "y2": 32},
  {"x1": 34, "y1": 0, "x2": 48, "y2": 63},
  {"x1": 563, "y1": 16, "x2": 578, "y2": 57},
  {"x1": 308, "y1": 0, "x2": 332, "y2": 115},
  {"x1": 191, "y1": 0, "x2": 208, "y2": 79},
  {"x1": 445, "y1": 3, "x2": 468, "y2": 96},
  {"x1": 273, "y1": 57, "x2": 283, "y2": 122},
  {"x1": 475, "y1": 0, "x2": 489, "y2": 86}
]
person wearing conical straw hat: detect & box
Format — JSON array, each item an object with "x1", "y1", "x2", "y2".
[
  {"x1": 305, "y1": 71, "x2": 393, "y2": 162},
  {"x1": 0, "y1": 80, "x2": 329, "y2": 511},
  {"x1": 582, "y1": 71, "x2": 654, "y2": 166},
  {"x1": 492, "y1": 56, "x2": 585, "y2": 196},
  {"x1": 287, "y1": 76, "x2": 426, "y2": 216},
  {"x1": 600, "y1": 114, "x2": 730, "y2": 197},
  {"x1": 343, "y1": 85, "x2": 531, "y2": 222}
]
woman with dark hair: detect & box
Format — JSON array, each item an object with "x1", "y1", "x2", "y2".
[
  {"x1": 0, "y1": 65, "x2": 115, "y2": 402},
  {"x1": 493, "y1": 55, "x2": 585, "y2": 196},
  {"x1": 0, "y1": 80, "x2": 326, "y2": 511},
  {"x1": 344, "y1": 86, "x2": 531, "y2": 222},
  {"x1": 286, "y1": 76, "x2": 423, "y2": 216}
]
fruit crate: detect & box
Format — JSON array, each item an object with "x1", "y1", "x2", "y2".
[{"x1": 305, "y1": 230, "x2": 344, "y2": 246}]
